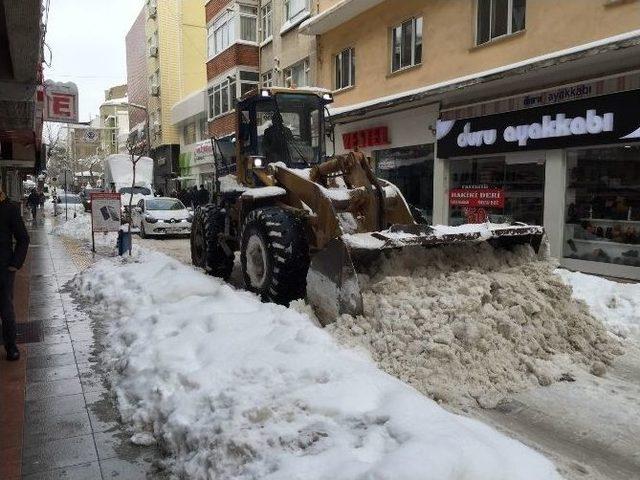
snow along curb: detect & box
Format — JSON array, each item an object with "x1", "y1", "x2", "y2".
[{"x1": 73, "y1": 249, "x2": 562, "y2": 480}]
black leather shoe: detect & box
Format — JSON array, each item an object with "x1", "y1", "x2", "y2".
[{"x1": 5, "y1": 344, "x2": 20, "y2": 361}]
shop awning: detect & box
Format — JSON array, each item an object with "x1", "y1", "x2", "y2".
[{"x1": 299, "y1": 0, "x2": 384, "y2": 35}]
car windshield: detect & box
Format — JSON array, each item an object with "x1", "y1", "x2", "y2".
[
  {"x1": 119, "y1": 186, "x2": 151, "y2": 196},
  {"x1": 146, "y1": 199, "x2": 185, "y2": 211}
]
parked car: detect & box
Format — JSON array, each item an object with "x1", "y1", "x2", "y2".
[
  {"x1": 80, "y1": 188, "x2": 103, "y2": 212},
  {"x1": 53, "y1": 193, "x2": 84, "y2": 217},
  {"x1": 132, "y1": 197, "x2": 192, "y2": 238}
]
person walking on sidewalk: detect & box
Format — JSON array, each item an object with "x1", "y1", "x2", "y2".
[
  {"x1": 0, "y1": 187, "x2": 29, "y2": 361},
  {"x1": 26, "y1": 188, "x2": 39, "y2": 224}
]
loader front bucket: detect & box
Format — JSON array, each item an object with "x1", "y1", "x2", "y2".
[{"x1": 306, "y1": 223, "x2": 546, "y2": 325}]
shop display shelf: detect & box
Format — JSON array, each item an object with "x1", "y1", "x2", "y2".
[
  {"x1": 579, "y1": 218, "x2": 640, "y2": 225},
  {"x1": 571, "y1": 238, "x2": 640, "y2": 249}
]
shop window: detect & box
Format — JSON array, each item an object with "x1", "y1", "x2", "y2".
[
  {"x1": 449, "y1": 156, "x2": 544, "y2": 226},
  {"x1": 375, "y1": 144, "x2": 434, "y2": 224},
  {"x1": 335, "y1": 47, "x2": 355, "y2": 90},
  {"x1": 564, "y1": 145, "x2": 640, "y2": 267},
  {"x1": 391, "y1": 17, "x2": 422, "y2": 72},
  {"x1": 284, "y1": 59, "x2": 309, "y2": 87},
  {"x1": 476, "y1": 0, "x2": 526, "y2": 45},
  {"x1": 260, "y1": 1, "x2": 272, "y2": 42}
]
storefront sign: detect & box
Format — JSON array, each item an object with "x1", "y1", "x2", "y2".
[
  {"x1": 449, "y1": 187, "x2": 505, "y2": 208},
  {"x1": 90, "y1": 192, "x2": 122, "y2": 233},
  {"x1": 342, "y1": 126, "x2": 390, "y2": 150},
  {"x1": 438, "y1": 89, "x2": 640, "y2": 158},
  {"x1": 44, "y1": 81, "x2": 79, "y2": 123},
  {"x1": 193, "y1": 140, "x2": 214, "y2": 165}
]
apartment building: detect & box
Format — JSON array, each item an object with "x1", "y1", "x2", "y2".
[
  {"x1": 205, "y1": 0, "x2": 317, "y2": 139},
  {"x1": 98, "y1": 84, "x2": 130, "y2": 155},
  {"x1": 126, "y1": 0, "x2": 207, "y2": 189},
  {"x1": 301, "y1": 0, "x2": 640, "y2": 280}
]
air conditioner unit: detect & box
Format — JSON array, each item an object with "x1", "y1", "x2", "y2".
[
  {"x1": 150, "y1": 85, "x2": 160, "y2": 96},
  {"x1": 149, "y1": 46, "x2": 158, "y2": 57}
]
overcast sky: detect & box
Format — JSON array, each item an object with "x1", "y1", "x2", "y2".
[{"x1": 44, "y1": 0, "x2": 146, "y2": 123}]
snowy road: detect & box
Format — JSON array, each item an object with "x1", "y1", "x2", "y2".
[{"x1": 477, "y1": 345, "x2": 640, "y2": 480}]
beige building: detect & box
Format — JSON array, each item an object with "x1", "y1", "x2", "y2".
[
  {"x1": 127, "y1": 0, "x2": 207, "y2": 188},
  {"x1": 98, "y1": 84, "x2": 130, "y2": 155},
  {"x1": 301, "y1": 0, "x2": 640, "y2": 280}
]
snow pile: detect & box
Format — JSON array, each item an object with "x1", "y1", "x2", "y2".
[
  {"x1": 51, "y1": 212, "x2": 119, "y2": 248},
  {"x1": 73, "y1": 250, "x2": 561, "y2": 480},
  {"x1": 328, "y1": 243, "x2": 622, "y2": 408},
  {"x1": 556, "y1": 269, "x2": 640, "y2": 341}
]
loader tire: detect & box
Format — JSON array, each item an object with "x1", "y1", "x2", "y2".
[
  {"x1": 190, "y1": 205, "x2": 233, "y2": 280},
  {"x1": 241, "y1": 207, "x2": 310, "y2": 305}
]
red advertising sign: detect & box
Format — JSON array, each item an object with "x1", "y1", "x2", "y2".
[
  {"x1": 449, "y1": 187, "x2": 505, "y2": 208},
  {"x1": 342, "y1": 126, "x2": 390, "y2": 150},
  {"x1": 44, "y1": 80, "x2": 79, "y2": 123}
]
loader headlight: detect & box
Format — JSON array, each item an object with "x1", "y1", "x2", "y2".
[
  {"x1": 253, "y1": 157, "x2": 264, "y2": 168},
  {"x1": 322, "y1": 93, "x2": 333, "y2": 101},
  {"x1": 261, "y1": 89, "x2": 271, "y2": 97}
]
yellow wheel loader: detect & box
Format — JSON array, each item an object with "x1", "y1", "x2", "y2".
[{"x1": 190, "y1": 87, "x2": 545, "y2": 324}]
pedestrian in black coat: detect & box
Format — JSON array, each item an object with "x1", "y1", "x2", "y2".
[
  {"x1": 198, "y1": 185, "x2": 209, "y2": 206},
  {"x1": 0, "y1": 188, "x2": 29, "y2": 361}
]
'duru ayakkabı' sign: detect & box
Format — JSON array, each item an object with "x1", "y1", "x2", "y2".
[{"x1": 437, "y1": 89, "x2": 640, "y2": 158}]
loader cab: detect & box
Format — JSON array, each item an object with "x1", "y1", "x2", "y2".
[{"x1": 236, "y1": 88, "x2": 333, "y2": 185}]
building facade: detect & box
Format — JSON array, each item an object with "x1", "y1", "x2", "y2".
[
  {"x1": 205, "y1": 0, "x2": 318, "y2": 139},
  {"x1": 301, "y1": 0, "x2": 640, "y2": 280},
  {"x1": 0, "y1": 0, "x2": 44, "y2": 200},
  {"x1": 126, "y1": 0, "x2": 207, "y2": 190},
  {"x1": 99, "y1": 84, "x2": 130, "y2": 155}
]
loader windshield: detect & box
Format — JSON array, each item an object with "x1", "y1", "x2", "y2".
[{"x1": 257, "y1": 93, "x2": 324, "y2": 167}]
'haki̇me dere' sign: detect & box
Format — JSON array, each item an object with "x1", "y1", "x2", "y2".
[{"x1": 437, "y1": 89, "x2": 640, "y2": 158}]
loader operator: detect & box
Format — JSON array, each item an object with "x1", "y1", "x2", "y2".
[{"x1": 262, "y1": 114, "x2": 293, "y2": 165}]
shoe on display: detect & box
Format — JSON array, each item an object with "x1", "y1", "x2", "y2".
[{"x1": 5, "y1": 344, "x2": 20, "y2": 362}]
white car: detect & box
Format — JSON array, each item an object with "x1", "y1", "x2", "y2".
[
  {"x1": 132, "y1": 197, "x2": 193, "y2": 238},
  {"x1": 53, "y1": 193, "x2": 84, "y2": 217}
]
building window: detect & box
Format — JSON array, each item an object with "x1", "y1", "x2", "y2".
[
  {"x1": 391, "y1": 17, "x2": 422, "y2": 72},
  {"x1": 476, "y1": 0, "x2": 526, "y2": 45},
  {"x1": 564, "y1": 145, "x2": 640, "y2": 267},
  {"x1": 284, "y1": 59, "x2": 309, "y2": 87},
  {"x1": 239, "y1": 71, "x2": 259, "y2": 97},
  {"x1": 261, "y1": 2, "x2": 272, "y2": 41},
  {"x1": 262, "y1": 70, "x2": 273, "y2": 87},
  {"x1": 260, "y1": 1, "x2": 272, "y2": 41},
  {"x1": 284, "y1": 0, "x2": 309, "y2": 22},
  {"x1": 335, "y1": 47, "x2": 355, "y2": 90},
  {"x1": 208, "y1": 76, "x2": 236, "y2": 119},
  {"x1": 183, "y1": 123, "x2": 197, "y2": 145},
  {"x1": 210, "y1": 11, "x2": 233, "y2": 57},
  {"x1": 239, "y1": 5, "x2": 258, "y2": 42},
  {"x1": 199, "y1": 117, "x2": 208, "y2": 140}
]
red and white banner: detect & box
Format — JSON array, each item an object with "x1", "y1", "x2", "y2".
[
  {"x1": 449, "y1": 187, "x2": 505, "y2": 208},
  {"x1": 44, "y1": 80, "x2": 79, "y2": 123}
]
